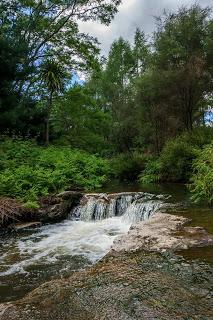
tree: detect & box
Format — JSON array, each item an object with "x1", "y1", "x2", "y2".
[
  {"x1": 135, "y1": 5, "x2": 213, "y2": 154},
  {"x1": 133, "y1": 28, "x2": 150, "y2": 76},
  {"x1": 52, "y1": 85, "x2": 113, "y2": 154},
  {"x1": 41, "y1": 60, "x2": 65, "y2": 146},
  {"x1": 153, "y1": 5, "x2": 213, "y2": 131},
  {"x1": 0, "y1": 17, "x2": 27, "y2": 132},
  {"x1": 136, "y1": 70, "x2": 176, "y2": 154},
  {"x1": 99, "y1": 38, "x2": 137, "y2": 152},
  {"x1": 0, "y1": 0, "x2": 121, "y2": 97},
  {"x1": 0, "y1": 0, "x2": 121, "y2": 138},
  {"x1": 0, "y1": 32, "x2": 45, "y2": 137}
]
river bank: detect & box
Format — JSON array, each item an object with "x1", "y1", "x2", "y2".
[{"x1": 0, "y1": 191, "x2": 83, "y2": 232}]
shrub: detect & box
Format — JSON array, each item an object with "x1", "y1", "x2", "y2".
[
  {"x1": 189, "y1": 144, "x2": 213, "y2": 205},
  {"x1": 179, "y1": 127, "x2": 213, "y2": 148},
  {"x1": 139, "y1": 136, "x2": 199, "y2": 183},
  {"x1": 111, "y1": 152, "x2": 148, "y2": 181},
  {"x1": 0, "y1": 138, "x2": 110, "y2": 204},
  {"x1": 158, "y1": 139, "x2": 199, "y2": 182},
  {"x1": 0, "y1": 137, "x2": 39, "y2": 169},
  {"x1": 139, "y1": 159, "x2": 162, "y2": 184}
]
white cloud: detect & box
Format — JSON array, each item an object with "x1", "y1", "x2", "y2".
[{"x1": 79, "y1": 0, "x2": 212, "y2": 56}]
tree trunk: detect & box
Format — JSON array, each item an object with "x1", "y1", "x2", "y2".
[{"x1": 45, "y1": 90, "x2": 53, "y2": 146}]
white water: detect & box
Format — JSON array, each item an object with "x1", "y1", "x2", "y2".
[
  {"x1": 0, "y1": 192, "x2": 166, "y2": 277},
  {"x1": 0, "y1": 217, "x2": 131, "y2": 276}
]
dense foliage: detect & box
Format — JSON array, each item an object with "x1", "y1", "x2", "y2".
[
  {"x1": 0, "y1": 0, "x2": 121, "y2": 137},
  {"x1": 111, "y1": 152, "x2": 148, "y2": 182},
  {"x1": 139, "y1": 129, "x2": 213, "y2": 184},
  {"x1": 189, "y1": 145, "x2": 213, "y2": 205},
  {"x1": 0, "y1": 2, "x2": 212, "y2": 205},
  {"x1": 0, "y1": 138, "x2": 110, "y2": 206}
]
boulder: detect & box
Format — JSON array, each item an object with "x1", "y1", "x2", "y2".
[
  {"x1": 0, "y1": 191, "x2": 83, "y2": 231},
  {"x1": 38, "y1": 191, "x2": 83, "y2": 223},
  {"x1": 112, "y1": 212, "x2": 213, "y2": 252}
]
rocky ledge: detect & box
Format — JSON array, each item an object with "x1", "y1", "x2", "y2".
[
  {"x1": 0, "y1": 191, "x2": 83, "y2": 231},
  {"x1": 113, "y1": 212, "x2": 213, "y2": 252},
  {"x1": 38, "y1": 191, "x2": 83, "y2": 223},
  {"x1": 0, "y1": 212, "x2": 212, "y2": 320}
]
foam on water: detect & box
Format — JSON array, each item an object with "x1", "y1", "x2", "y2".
[
  {"x1": 0, "y1": 192, "x2": 167, "y2": 277},
  {"x1": 0, "y1": 217, "x2": 131, "y2": 276}
]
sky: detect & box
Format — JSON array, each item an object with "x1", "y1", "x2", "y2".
[{"x1": 79, "y1": 0, "x2": 212, "y2": 56}]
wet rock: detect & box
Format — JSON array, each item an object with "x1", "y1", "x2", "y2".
[
  {"x1": 0, "y1": 250, "x2": 212, "y2": 320},
  {"x1": 112, "y1": 212, "x2": 213, "y2": 252},
  {"x1": 38, "y1": 191, "x2": 83, "y2": 223},
  {"x1": 0, "y1": 192, "x2": 83, "y2": 231},
  {"x1": 8, "y1": 222, "x2": 42, "y2": 231},
  {"x1": 57, "y1": 191, "x2": 83, "y2": 201}
]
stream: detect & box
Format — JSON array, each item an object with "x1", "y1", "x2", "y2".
[{"x1": 0, "y1": 183, "x2": 212, "y2": 303}]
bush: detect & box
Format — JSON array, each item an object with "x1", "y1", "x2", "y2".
[
  {"x1": 0, "y1": 138, "x2": 110, "y2": 204},
  {"x1": 179, "y1": 127, "x2": 213, "y2": 148},
  {"x1": 158, "y1": 139, "x2": 199, "y2": 182},
  {"x1": 139, "y1": 159, "x2": 161, "y2": 184},
  {"x1": 139, "y1": 135, "x2": 199, "y2": 183},
  {"x1": 0, "y1": 137, "x2": 39, "y2": 170},
  {"x1": 189, "y1": 144, "x2": 213, "y2": 205},
  {"x1": 111, "y1": 152, "x2": 148, "y2": 181}
]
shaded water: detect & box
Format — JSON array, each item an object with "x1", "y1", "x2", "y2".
[
  {"x1": 0, "y1": 184, "x2": 212, "y2": 303},
  {"x1": 176, "y1": 246, "x2": 213, "y2": 264}
]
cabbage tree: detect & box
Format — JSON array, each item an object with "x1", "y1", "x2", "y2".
[{"x1": 41, "y1": 60, "x2": 65, "y2": 146}]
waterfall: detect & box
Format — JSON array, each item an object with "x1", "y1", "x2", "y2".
[
  {"x1": 122, "y1": 199, "x2": 162, "y2": 223},
  {"x1": 0, "y1": 191, "x2": 169, "y2": 287},
  {"x1": 70, "y1": 192, "x2": 165, "y2": 223}
]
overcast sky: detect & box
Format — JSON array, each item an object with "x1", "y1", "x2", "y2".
[{"x1": 79, "y1": 0, "x2": 212, "y2": 56}]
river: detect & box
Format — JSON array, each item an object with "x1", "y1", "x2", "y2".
[{"x1": 0, "y1": 183, "x2": 212, "y2": 303}]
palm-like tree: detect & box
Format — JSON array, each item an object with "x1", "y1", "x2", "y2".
[{"x1": 41, "y1": 59, "x2": 64, "y2": 146}]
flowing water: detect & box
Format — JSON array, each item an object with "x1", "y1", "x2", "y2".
[
  {"x1": 0, "y1": 185, "x2": 212, "y2": 303},
  {"x1": 0, "y1": 191, "x2": 165, "y2": 302}
]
